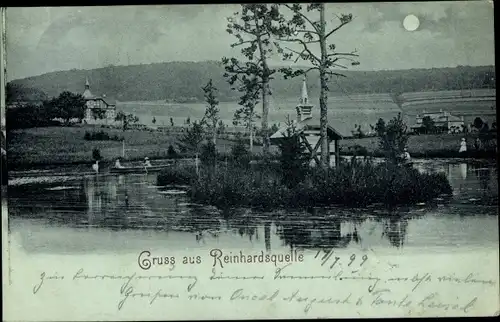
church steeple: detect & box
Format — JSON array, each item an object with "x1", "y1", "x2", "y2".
[
  {"x1": 83, "y1": 77, "x2": 93, "y2": 99},
  {"x1": 300, "y1": 76, "x2": 309, "y2": 105},
  {"x1": 296, "y1": 77, "x2": 313, "y2": 122}
]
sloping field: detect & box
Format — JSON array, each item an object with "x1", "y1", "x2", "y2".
[
  {"x1": 117, "y1": 89, "x2": 496, "y2": 136},
  {"x1": 401, "y1": 89, "x2": 495, "y2": 101},
  {"x1": 117, "y1": 93, "x2": 401, "y2": 137}
]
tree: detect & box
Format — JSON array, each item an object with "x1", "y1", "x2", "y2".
[
  {"x1": 232, "y1": 85, "x2": 261, "y2": 152},
  {"x1": 274, "y1": 3, "x2": 360, "y2": 170},
  {"x1": 231, "y1": 139, "x2": 251, "y2": 168},
  {"x1": 92, "y1": 148, "x2": 102, "y2": 161},
  {"x1": 371, "y1": 118, "x2": 386, "y2": 137},
  {"x1": 351, "y1": 124, "x2": 364, "y2": 139},
  {"x1": 200, "y1": 141, "x2": 218, "y2": 168},
  {"x1": 167, "y1": 145, "x2": 177, "y2": 158},
  {"x1": 473, "y1": 117, "x2": 484, "y2": 130},
  {"x1": 92, "y1": 108, "x2": 107, "y2": 120},
  {"x1": 376, "y1": 113, "x2": 409, "y2": 164},
  {"x1": 222, "y1": 4, "x2": 282, "y2": 158},
  {"x1": 115, "y1": 111, "x2": 139, "y2": 158},
  {"x1": 201, "y1": 79, "x2": 220, "y2": 145},
  {"x1": 277, "y1": 116, "x2": 309, "y2": 188},
  {"x1": 421, "y1": 116, "x2": 435, "y2": 134},
  {"x1": 115, "y1": 111, "x2": 139, "y2": 131},
  {"x1": 48, "y1": 91, "x2": 86, "y2": 125},
  {"x1": 178, "y1": 121, "x2": 205, "y2": 175}
]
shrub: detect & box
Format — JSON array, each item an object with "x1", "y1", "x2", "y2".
[
  {"x1": 92, "y1": 148, "x2": 101, "y2": 161},
  {"x1": 278, "y1": 136, "x2": 309, "y2": 189},
  {"x1": 230, "y1": 139, "x2": 251, "y2": 168},
  {"x1": 200, "y1": 142, "x2": 217, "y2": 167},
  {"x1": 157, "y1": 164, "x2": 197, "y2": 186},
  {"x1": 167, "y1": 145, "x2": 178, "y2": 158},
  {"x1": 84, "y1": 130, "x2": 122, "y2": 141},
  {"x1": 187, "y1": 159, "x2": 452, "y2": 210},
  {"x1": 374, "y1": 113, "x2": 409, "y2": 164}
]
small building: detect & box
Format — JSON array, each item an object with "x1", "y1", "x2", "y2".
[
  {"x1": 410, "y1": 109, "x2": 464, "y2": 134},
  {"x1": 82, "y1": 78, "x2": 117, "y2": 125},
  {"x1": 270, "y1": 77, "x2": 343, "y2": 168}
]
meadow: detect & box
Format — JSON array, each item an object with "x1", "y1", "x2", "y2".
[
  {"x1": 341, "y1": 133, "x2": 497, "y2": 158},
  {"x1": 118, "y1": 90, "x2": 496, "y2": 136},
  {"x1": 117, "y1": 94, "x2": 402, "y2": 137},
  {"x1": 7, "y1": 126, "x2": 179, "y2": 169}
]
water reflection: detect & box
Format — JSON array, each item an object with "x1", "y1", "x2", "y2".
[
  {"x1": 276, "y1": 215, "x2": 360, "y2": 250},
  {"x1": 381, "y1": 217, "x2": 409, "y2": 248},
  {"x1": 6, "y1": 159, "x2": 499, "y2": 254}
]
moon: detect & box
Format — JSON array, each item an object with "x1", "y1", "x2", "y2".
[{"x1": 403, "y1": 14, "x2": 420, "y2": 31}]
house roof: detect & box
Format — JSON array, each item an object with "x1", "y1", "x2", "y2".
[
  {"x1": 270, "y1": 117, "x2": 343, "y2": 143},
  {"x1": 83, "y1": 89, "x2": 94, "y2": 99},
  {"x1": 83, "y1": 77, "x2": 116, "y2": 106},
  {"x1": 86, "y1": 96, "x2": 116, "y2": 106}
]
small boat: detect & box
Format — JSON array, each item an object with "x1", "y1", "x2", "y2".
[{"x1": 110, "y1": 164, "x2": 172, "y2": 174}]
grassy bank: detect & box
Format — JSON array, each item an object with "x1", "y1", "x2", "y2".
[
  {"x1": 341, "y1": 133, "x2": 497, "y2": 159},
  {"x1": 7, "y1": 126, "x2": 232, "y2": 170},
  {"x1": 158, "y1": 159, "x2": 453, "y2": 210},
  {"x1": 8, "y1": 126, "x2": 497, "y2": 171}
]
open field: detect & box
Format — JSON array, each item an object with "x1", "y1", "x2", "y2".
[
  {"x1": 118, "y1": 90, "x2": 495, "y2": 136},
  {"x1": 117, "y1": 94, "x2": 401, "y2": 137}
]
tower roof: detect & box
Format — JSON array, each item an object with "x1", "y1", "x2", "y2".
[
  {"x1": 83, "y1": 77, "x2": 94, "y2": 99},
  {"x1": 300, "y1": 77, "x2": 309, "y2": 105},
  {"x1": 296, "y1": 77, "x2": 313, "y2": 122}
]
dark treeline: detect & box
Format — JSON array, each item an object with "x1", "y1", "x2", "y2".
[{"x1": 7, "y1": 61, "x2": 495, "y2": 103}]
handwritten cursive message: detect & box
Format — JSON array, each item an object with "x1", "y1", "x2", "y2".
[{"x1": 28, "y1": 249, "x2": 497, "y2": 317}]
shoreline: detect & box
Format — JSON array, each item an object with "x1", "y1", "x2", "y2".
[{"x1": 7, "y1": 153, "x2": 497, "y2": 173}]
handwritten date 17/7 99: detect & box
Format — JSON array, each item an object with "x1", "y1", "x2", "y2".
[{"x1": 315, "y1": 248, "x2": 369, "y2": 269}]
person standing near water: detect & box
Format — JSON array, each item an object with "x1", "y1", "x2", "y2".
[{"x1": 459, "y1": 138, "x2": 467, "y2": 153}]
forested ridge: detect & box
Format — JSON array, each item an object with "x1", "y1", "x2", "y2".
[{"x1": 7, "y1": 61, "x2": 495, "y2": 103}]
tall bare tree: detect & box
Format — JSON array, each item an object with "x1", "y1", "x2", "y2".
[
  {"x1": 222, "y1": 4, "x2": 282, "y2": 157},
  {"x1": 274, "y1": 3, "x2": 360, "y2": 169}
]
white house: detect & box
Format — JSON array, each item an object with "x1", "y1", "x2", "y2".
[
  {"x1": 82, "y1": 78, "x2": 117, "y2": 125},
  {"x1": 411, "y1": 109, "x2": 464, "y2": 134}
]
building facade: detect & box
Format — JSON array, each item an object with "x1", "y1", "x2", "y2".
[
  {"x1": 270, "y1": 77, "x2": 343, "y2": 168},
  {"x1": 82, "y1": 78, "x2": 116, "y2": 125},
  {"x1": 411, "y1": 109, "x2": 464, "y2": 134}
]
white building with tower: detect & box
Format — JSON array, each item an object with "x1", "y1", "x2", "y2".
[{"x1": 270, "y1": 77, "x2": 343, "y2": 168}]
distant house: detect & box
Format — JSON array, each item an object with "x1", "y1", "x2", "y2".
[
  {"x1": 82, "y1": 78, "x2": 117, "y2": 125},
  {"x1": 270, "y1": 77, "x2": 343, "y2": 168},
  {"x1": 410, "y1": 109, "x2": 464, "y2": 134}
]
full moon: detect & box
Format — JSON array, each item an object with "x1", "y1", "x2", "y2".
[{"x1": 403, "y1": 14, "x2": 420, "y2": 31}]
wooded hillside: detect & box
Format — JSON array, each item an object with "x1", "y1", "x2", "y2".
[{"x1": 7, "y1": 61, "x2": 495, "y2": 103}]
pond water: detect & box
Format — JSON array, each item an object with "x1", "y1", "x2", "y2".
[{"x1": 6, "y1": 158, "x2": 498, "y2": 255}]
